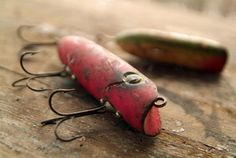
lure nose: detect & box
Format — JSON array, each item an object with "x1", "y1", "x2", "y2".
[
  {"x1": 143, "y1": 104, "x2": 161, "y2": 136},
  {"x1": 143, "y1": 96, "x2": 166, "y2": 136},
  {"x1": 123, "y1": 72, "x2": 164, "y2": 136}
]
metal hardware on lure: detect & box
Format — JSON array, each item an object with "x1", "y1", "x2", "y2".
[
  {"x1": 115, "y1": 29, "x2": 228, "y2": 73},
  {"x1": 12, "y1": 50, "x2": 69, "y2": 92},
  {"x1": 12, "y1": 51, "x2": 109, "y2": 141},
  {"x1": 41, "y1": 88, "x2": 107, "y2": 142},
  {"x1": 13, "y1": 25, "x2": 167, "y2": 141}
]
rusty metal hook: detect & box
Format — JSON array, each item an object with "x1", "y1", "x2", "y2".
[
  {"x1": 17, "y1": 25, "x2": 57, "y2": 58},
  {"x1": 17, "y1": 24, "x2": 58, "y2": 43},
  {"x1": 12, "y1": 77, "x2": 29, "y2": 88},
  {"x1": 12, "y1": 51, "x2": 69, "y2": 92},
  {"x1": 20, "y1": 50, "x2": 67, "y2": 76},
  {"x1": 41, "y1": 88, "x2": 107, "y2": 141}
]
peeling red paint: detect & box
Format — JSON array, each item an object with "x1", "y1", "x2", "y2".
[{"x1": 57, "y1": 36, "x2": 164, "y2": 136}]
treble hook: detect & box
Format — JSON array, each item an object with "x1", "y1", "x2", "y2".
[
  {"x1": 41, "y1": 88, "x2": 107, "y2": 141},
  {"x1": 17, "y1": 24, "x2": 58, "y2": 58},
  {"x1": 14, "y1": 25, "x2": 109, "y2": 141},
  {"x1": 17, "y1": 24, "x2": 58, "y2": 43},
  {"x1": 17, "y1": 25, "x2": 35, "y2": 43},
  {"x1": 12, "y1": 76, "x2": 50, "y2": 92},
  {"x1": 12, "y1": 50, "x2": 70, "y2": 91},
  {"x1": 13, "y1": 25, "x2": 69, "y2": 91},
  {"x1": 20, "y1": 51, "x2": 67, "y2": 77},
  {"x1": 25, "y1": 76, "x2": 54, "y2": 92},
  {"x1": 12, "y1": 77, "x2": 30, "y2": 88}
]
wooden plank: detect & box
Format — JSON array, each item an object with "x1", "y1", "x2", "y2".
[
  {"x1": 0, "y1": 67, "x2": 232, "y2": 158},
  {"x1": 0, "y1": 0, "x2": 235, "y2": 157}
]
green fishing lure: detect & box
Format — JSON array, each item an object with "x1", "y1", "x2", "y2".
[{"x1": 116, "y1": 29, "x2": 228, "y2": 73}]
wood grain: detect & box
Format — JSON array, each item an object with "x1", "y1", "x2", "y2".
[{"x1": 0, "y1": 0, "x2": 235, "y2": 157}]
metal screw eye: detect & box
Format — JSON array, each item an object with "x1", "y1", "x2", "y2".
[{"x1": 154, "y1": 96, "x2": 167, "y2": 108}]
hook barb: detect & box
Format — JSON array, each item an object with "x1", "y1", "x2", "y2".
[{"x1": 19, "y1": 42, "x2": 57, "y2": 54}]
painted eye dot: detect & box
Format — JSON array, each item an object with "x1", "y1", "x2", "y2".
[{"x1": 123, "y1": 72, "x2": 143, "y2": 84}]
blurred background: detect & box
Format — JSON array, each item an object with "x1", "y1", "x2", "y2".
[{"x1": 154, "y1": 0, "x2": 236, "y2": 17}]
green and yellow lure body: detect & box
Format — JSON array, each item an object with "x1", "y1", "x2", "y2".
[{"x1": 116, "y1": 29, "x2": 228, "y2": 73}]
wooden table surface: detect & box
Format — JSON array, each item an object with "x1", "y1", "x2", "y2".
[{"x1": 0, "y1": 0, "x2": 236, "y2": 157}]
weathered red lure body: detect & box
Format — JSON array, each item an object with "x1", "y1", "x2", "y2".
[
  {"x1": 58, "y1": 36, "x2": 164, "y2": 136},
  {"x1": 14, "y1": 26, "x2": 167, "y2": 139}
]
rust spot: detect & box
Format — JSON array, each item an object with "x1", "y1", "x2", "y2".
[{"x1": 83, "y1": 68, "x2": 91, "y2": 80}]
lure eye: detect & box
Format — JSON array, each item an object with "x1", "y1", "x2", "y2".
[{"x1": 122, "y1": 72, "x2": 143, "y2": 84}]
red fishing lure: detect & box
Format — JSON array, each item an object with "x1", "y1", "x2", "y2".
[
  {"x1": 58, "y1": 36, "x2": 166, "y2": 136},
  {"x1": 13, "y1": 26, "x2": 166, "y2": 141}
]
